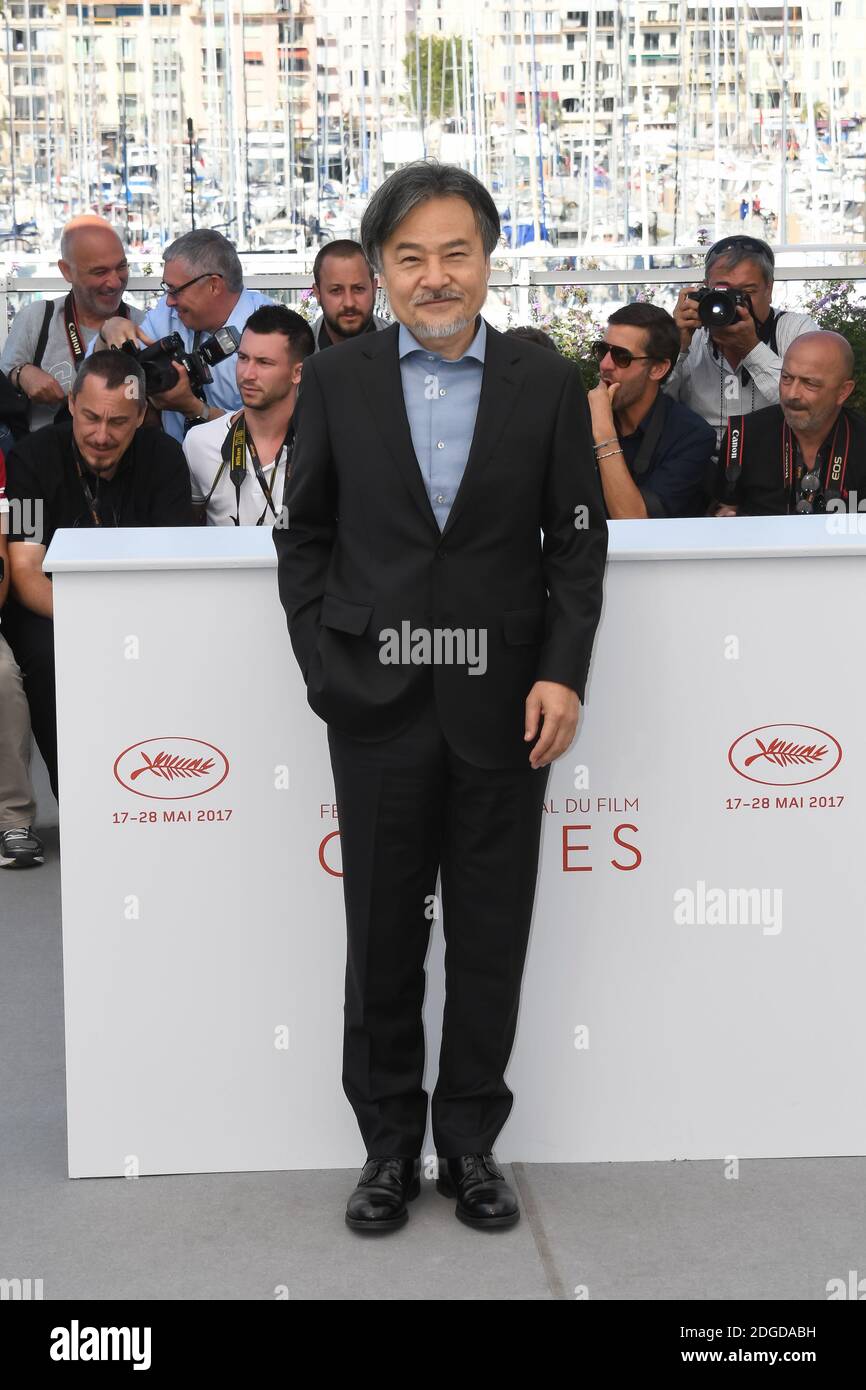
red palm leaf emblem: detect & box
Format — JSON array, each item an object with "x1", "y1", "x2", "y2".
[
  {"x1": 129, "y1": 751, "x2": 216, "y2": 782},
  {"x1": 744, "y1": 737, "x2": 828, "y2": 768}
]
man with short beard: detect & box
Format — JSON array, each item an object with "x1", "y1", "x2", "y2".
[
  {"x1": 1, "y1": 216, "x2": 145, "y2": 432},
  {"x1": 587, "y1": 303, "x2": 716, "y2": 518},
  {"x1": 184, "y1": 305, "x2": 314, "y2": 526},
  {"x1": 309, "y1": 240, "x2": 389, "y2": 350},
  {"x1": 275, "y1": 162, "x2": 607, "y2": 1235},
  {"x1": 713, "y1": 331, "x2": 866, "y2": 515}
]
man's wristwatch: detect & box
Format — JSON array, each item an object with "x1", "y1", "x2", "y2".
[
  {"x1": 186, "y1": 401, "x2": 211, "y2": 424},
  {"x1": 10, "y1": 364, "x2": 27, "y2": 394}
]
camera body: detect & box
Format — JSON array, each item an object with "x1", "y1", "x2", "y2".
[
  {"x1": 120, "y1": 325, "x2": 241, "y2": 397},
  {"x1": 688, "y1": 285, "x2": 751, "y2": 330}
]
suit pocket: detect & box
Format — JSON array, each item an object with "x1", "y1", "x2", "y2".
[
  {"x1": 319, "y1": 593, "x2": 374, "y2": 637},
  {"x1": 502, "y1": 607, "x2": 546, "y2": 646}
]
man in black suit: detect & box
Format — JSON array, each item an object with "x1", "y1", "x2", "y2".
[{"x1": 274, "y1": 162, "x2": 607, "y2": 1233}]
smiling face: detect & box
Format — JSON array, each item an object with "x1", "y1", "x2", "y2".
[
  {"x1": 59, "y1": 225, "x2": 129, "y2": 321},
  {"x1": 161, "y1": 257, "x2": 226, "y2": 332},
  {"x1": 379, "y1": 195, "x2": 491, "y2": 347},
  {"x1": 779, "y1": 336, "x2": 855, "y2": 438},
  {"x1": 312, "y1": 252, "x2": 376, "y2": 341},
  {"x1": 69, "y1": 372, "x2": 145, "y2": 475}
]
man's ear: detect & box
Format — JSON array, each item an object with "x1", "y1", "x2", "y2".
[
  {"x1": 293, "y1": 360, "x2": 303, "y2": 385},
  {"x1": 309, "y1": 284, "x2": 321, "y2": 305},
  {"x1": 649, "y1": 360, "x2": 669, "y2": 383},
  {"x1": 58, "y1": 259, "x2": 73, "y2": 286},
  {"x1": 839, "y1": 379, "x2": 855, "y2": 407}
]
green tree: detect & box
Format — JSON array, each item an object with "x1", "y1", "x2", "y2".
[{"x1": 403, "y1": 32, "x2": 474, "y2": 123}]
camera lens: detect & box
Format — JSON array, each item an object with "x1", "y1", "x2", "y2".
[{"x1": 698, "y1": 289, "x2": 739, "y2": 329}]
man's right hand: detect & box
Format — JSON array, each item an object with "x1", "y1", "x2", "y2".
[
  {"x1": 17, "y1": 365, "x2": 66, "y2": 404},
  {"x1": 673, "y1": 286, "x2": 703, "y2": 352},
  {"x1": 96, "y1": 317, "x2": 154, "y2": 351}
]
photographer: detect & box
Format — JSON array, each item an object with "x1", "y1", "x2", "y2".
[
  {"x1": 93, "y1": 229, "x2": 273, "y2": 441},
  {"x1": 587, "y1": 304, "x2": 716, "y2": 518},
  {"x1": 184, "y1": 306, "x2": 314, "y2": 526},
  {"x1": 0, "y1": 216, "x2": 145, "y2": 433},
  {"x1": 2, "y1": 353, "x2": 192, "y2": 795},
  {"x1": 712, "y1": 331, "x2": 866, "y2": 516},
  {"x1": 665, "y1": 235, "x2": 818, "y2": 448}
]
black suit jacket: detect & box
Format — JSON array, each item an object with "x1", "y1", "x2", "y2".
[{"x1": 274, "y1": 318, "x2": 608, "y2": 769}]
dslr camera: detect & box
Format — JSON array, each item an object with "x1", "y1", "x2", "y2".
[
  {"x1": 688, "y1": 285, "x2": 751, "y2": 330},
  {"x1": 120, "y1": 325, "x2": 241, "y2": 396}
]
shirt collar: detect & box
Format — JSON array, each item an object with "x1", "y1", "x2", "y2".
[
  {"x1": 618, "y1": 390, "x2": 663, "y2": 442},
  {"x1": 398, "y1": 314, "x2": 486, "y2": 364}
]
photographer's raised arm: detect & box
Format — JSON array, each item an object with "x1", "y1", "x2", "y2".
[{"x1": 10, "y1": 542, "x2": 52, "y2": 619}]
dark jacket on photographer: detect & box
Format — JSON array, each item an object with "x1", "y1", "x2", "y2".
[
  {"x1": 662, "y1": 306, "x2": 819, "y2": 449},
  {"x1": 713, "y1": 403, "x2": 866, "y2": 515},
  {"x1": 3, "y1": 420, "x2": 193, "y2": 549}
]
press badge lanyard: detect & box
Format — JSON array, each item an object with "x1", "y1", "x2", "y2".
[
  {"x1": 72, "y1": 440, "x2": 122, "y2": 528},
  {"x1": 203, "y1": 412, "x2": 292, "y2": 526},
  {"x1": 782, "y1": 414, "x2": 850, "y2": 504}
]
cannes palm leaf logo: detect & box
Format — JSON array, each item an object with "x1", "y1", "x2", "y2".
[
  {"x1": 129, "y1": 751, "x2": 216, "y2": 782},
  {"x1": 744, "y1": 737, "x2": 828, "y2": 768}
]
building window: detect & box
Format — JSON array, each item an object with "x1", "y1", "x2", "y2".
[{"x1": 563, "y1": 63, "x2": 574, "y2": 80}]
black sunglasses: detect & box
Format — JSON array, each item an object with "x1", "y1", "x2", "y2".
[{"x1": 592, "y1": 339, "x2": 653, "y2": 369}]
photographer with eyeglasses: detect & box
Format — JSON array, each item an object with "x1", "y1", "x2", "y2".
[
  {"x1": 587, "y1": 304, "x2": 716, "y2": 519},
  {"x1": 712, "y1": 331, "x2": 866, "y2": 516},
  {"x1": 93, "y1": 230, "x2": 273, "y2": 442},
  {"x1": 666, "y1": 235, "x2": 819, "y2": 449}
]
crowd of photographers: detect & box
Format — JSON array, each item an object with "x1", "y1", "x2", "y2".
[{"x1": 0, "y1": 214, "x2": 863, "y2": 868}]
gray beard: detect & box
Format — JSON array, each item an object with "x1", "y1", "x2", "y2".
[{"x1": 409, "y1": 310, "x2": 472, "y2": 340}]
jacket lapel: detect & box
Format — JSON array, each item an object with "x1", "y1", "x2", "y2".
[
  {"x1": 359, "y1": 323, "x2": 439, "y2": 534},
  {"x1": 440, "y1": 323, "x2": 528, "y2": 541},
  {"x1": 359, "y1": 317, "x2": 529, "y2": 539}
]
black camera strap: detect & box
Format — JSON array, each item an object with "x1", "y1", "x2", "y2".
[
  {"x1": 65, "y1": 292, "x2": 129, "y2": 366},
  {"x1": 782, "y1": 413, "x2": 850, "y2": 507},
  {"x1": 203, "y1": 411, "x2": 291, "y2": 525},
  {"x1": 71, "y1": 438, "x2": 122, "y2": 528}
]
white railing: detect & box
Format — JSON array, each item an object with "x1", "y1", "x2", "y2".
[{"x1": 1, "y1": 254, "x2": 863, "y2": 346}]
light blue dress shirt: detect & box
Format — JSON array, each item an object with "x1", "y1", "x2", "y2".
[
  {"x1": 398, "y1": 316, "x2": 486, "y2": 531},
  {"x1": 86, "y1": 286, "x2": 274, "y2": 442}
]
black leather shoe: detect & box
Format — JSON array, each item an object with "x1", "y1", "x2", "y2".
[
  {"x1": 436, "y1": 1153, "x2": 519, "y2": 1228},
  {"x1": 345, "y1": 1156, "x2": 421, "y2": 1232}
]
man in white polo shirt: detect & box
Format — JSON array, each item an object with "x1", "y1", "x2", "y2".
[{"x1": 183, "y1": 305, "x2": 314, "y2": 526}]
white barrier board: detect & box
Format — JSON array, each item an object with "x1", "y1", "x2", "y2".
[{"x1": 46, "y1": 517, "x2": 866, "y2": 1176}]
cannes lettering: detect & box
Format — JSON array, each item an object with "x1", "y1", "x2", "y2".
[{"x1": 49, "y1": 1321, "x2": 151, "y2": 1370}]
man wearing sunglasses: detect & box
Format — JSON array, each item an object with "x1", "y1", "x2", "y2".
[
  {"x1": 665, "y1": 235, "x2": 819, "y2": 450},
  {"x1": 713, "y1": 331, "x2": 866, "y2": 516},
  {"x1": 94, "y1": 229, "x2": 273, "y2": 442},
  {"x1": 587, "y1": 304, "x2": 716, "y2": 518}
]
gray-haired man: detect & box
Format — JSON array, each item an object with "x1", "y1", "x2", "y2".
[
  {"x1": 95, "y1": 229, "x2": 273, "y2": 441},
  {"x1": 666, "y1": 234, "x2": 819, "y2": 449},
  {"x1": 275, "y1": 162, "x2": 607, "y2": 1234}
]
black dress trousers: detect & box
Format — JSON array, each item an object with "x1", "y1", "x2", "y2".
[{"x1": 327, "y1": 692, "x2": 552, "y2": 1160}]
